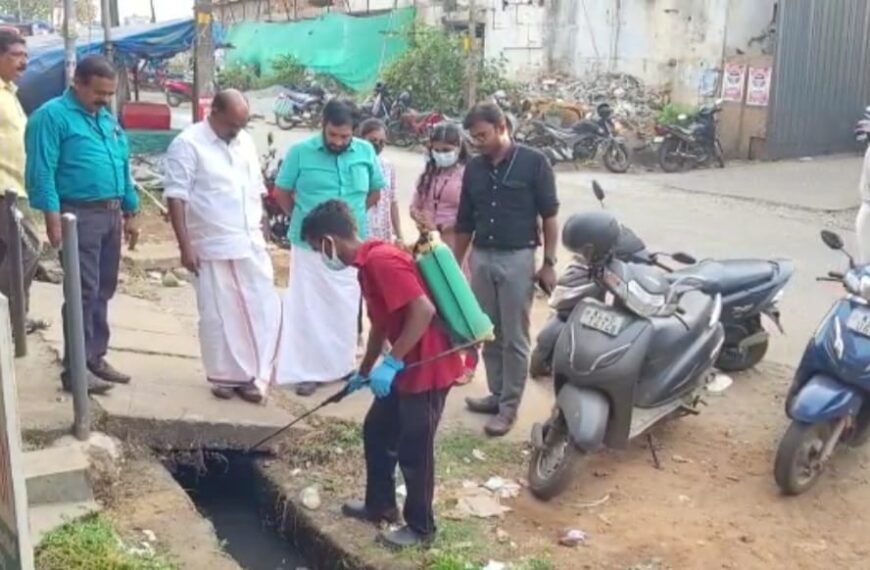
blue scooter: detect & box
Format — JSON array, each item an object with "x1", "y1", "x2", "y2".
[{"x1": 774, "y1": 230, "x2": 870, "y2": 495}]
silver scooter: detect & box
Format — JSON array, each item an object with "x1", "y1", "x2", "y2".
[{"x1": 528, "y1": 211, "x2": 725, "y2": 500}]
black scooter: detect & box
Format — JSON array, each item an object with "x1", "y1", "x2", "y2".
[
  {"x1": 530, "y1": 182, "x2": 793, "y2": 377},
  {"x1": 528, "y1": 211, "x2": 725, "y2": 499}
]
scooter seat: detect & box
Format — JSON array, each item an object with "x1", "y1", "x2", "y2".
[{"x1": 674, "y1": 260, "x2": 775, "y2": 295}]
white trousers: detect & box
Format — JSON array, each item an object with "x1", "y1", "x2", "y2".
[
  {"x1": 194, "y1": 247, "x2": 282, "y2": 394},
  {"x1": 858, "y1": 202, "x2": 870, "y2": 265}
]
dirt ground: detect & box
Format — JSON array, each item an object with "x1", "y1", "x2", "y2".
[{"x1": 123, "y1": 212, "x2": 870, "y2": 570}]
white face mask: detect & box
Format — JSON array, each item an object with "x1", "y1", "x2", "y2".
[{"x1": 432, "y1": 149, "x2": 459, "y2": 169}]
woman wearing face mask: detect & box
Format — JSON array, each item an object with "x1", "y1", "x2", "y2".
[
  {"x1": 410, "y1": 122, "x2": 478, "y2": 383},
  {"x1": 360, "y1": 119, "x2": 404, "y2": 244}
]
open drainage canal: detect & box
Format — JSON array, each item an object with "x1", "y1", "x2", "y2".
[{"x1": 166, "y1": 452, "x2": 309, "y2": 570}]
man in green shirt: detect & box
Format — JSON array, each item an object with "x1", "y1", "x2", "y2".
[
  {"x1": 274, "y1": 99, "x2": 384, "y2": 396},
  {"x1": 26, "y1": 55, "x2": 140, "y2": 395}
]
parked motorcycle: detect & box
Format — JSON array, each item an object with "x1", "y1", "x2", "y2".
[
  {"x1": 529, "y1": 181, "x2": 793, "y2": 378},
  {"x1": 164, "y1": 79, "x2": 193, "y2": 108},
  {"x1": 528, "y1": 209, "x2": 725, "y2": 499},
  {"x1": 656, "y1": 100, "x2": 725, "y2": 172},
  {"x1": 773, "y1": 230, "x2": 870, "y2": 495},
  {"x1": 360, "y1": 82, "x2": 397, "y2": 121},
  {"x1": 273, "y1": 84, "x2": 328, "y2": 130},
  {"x1": 387, "y1": 104, "x2": 447, "y2": 148},
  {"x1": 261, "y1": 133, "x2": 290, "y2": 249},
  {"x1": 854, "y1": 105, "x2": 870, "y2": 151},
  {"x1": 522, "y1": 103, "x2": 630, "y2": 173}
]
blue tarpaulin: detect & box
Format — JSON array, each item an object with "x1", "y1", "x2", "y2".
[{"x1": 18, "y1": 18, "x2": 199, "y2": 114}]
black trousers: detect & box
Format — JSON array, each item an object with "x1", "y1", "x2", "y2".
[
  {"x1": 60, "y1": 204, "x2": 122, "y2": 370},
  {"x1": 363, "y1": 387, "x2": 449, "y2": 536}
]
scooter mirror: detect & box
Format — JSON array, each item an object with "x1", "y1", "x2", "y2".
[
  {"x1": 592, "y1": 180, "x2": 606, "y2": 203},
  {"x1": 671, "y1": 252, "x2": 697, "y2": 265},
  {"x1": 821, "y1": 230, "x2": 844, "y2": 251}
]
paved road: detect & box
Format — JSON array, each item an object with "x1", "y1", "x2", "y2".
[{"x1": 165, "y1": 104, "x2": 859, "y2": 370}]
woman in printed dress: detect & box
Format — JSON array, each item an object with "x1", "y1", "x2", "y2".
[
  {"x1": 361, "y1": 118, "x2": 403, "y2": 243},
  {"x1": 410, "y1": 122, "x2": 478, "y2": 384}
]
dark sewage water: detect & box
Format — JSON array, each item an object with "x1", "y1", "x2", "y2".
[{"x1": 168, "y1": 453, "x2": 309, "y2": 570}]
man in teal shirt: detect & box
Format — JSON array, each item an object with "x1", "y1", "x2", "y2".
[
  {"x1": 26, "y1": 55, "x2": 140, "y2": 395},
  {"x1": 274, "y1": 99, "x2": 384, "y2": 396}
]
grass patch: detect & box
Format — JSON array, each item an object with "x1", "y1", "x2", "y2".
[
  {"x1": 281, "y1": 419, "x2": 364, "y2": 467},
  {"x1": 35, "y1": 513, "x2": 177, "y2": 570},
  {"x1": 436, "y1": 429, "x2": 526, "y2": 479}
]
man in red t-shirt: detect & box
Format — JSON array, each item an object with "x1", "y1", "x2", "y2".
[{"x1": 300, "y1": 199, "x2": 464, "y2": 550}]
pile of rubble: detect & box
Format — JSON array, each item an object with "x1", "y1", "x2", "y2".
[{"x1": 515, "y1": 71, "x2": 670, "y2": 136}]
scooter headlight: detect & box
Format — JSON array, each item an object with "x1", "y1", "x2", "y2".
[{"x1": 625, "y1": 279, "x2": 666, "y2": 317}]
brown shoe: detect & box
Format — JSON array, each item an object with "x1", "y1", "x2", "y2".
[
  {"x1": 295, "y1": 382, "x2": 319, "y2": 397},
  {"x1": 211, "y1": 386, "x2": 236, "y2": 400},
  {"x1": 484, "y1": 411, "x2": 516, "y2": 437},
  {"x1": 465, "y1": 395, "x2": 500, "y2": 415},
  {"x1": 236, "y1": 385, "x2": 264, "y2": 404}
]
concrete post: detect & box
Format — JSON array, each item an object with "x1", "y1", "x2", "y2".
[
  {"x1": 4, "y1": 192, "x2": 26, "y2": 358},
  {"x1": 61, "y1": 214, "x2": 90, "y2": 442}
]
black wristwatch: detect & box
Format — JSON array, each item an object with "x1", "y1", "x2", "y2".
[{"x1": 543, "y1": 255, "x2": 558, "y2": 267}]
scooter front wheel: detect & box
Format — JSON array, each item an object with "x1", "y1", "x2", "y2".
[
  {"x1": 774, "y1": 420, "x2": 832, "y2": 495},
  {"x1": 528, "y1": 416, "x2": 579, "y2": 500}
]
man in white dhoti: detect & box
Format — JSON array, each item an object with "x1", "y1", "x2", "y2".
[
  {"x1": 274, "y1": 99, "x2": 384, "y2": 396},
  {"x1": 163, "y1": 89, "x2": 282, "y2": 403}
]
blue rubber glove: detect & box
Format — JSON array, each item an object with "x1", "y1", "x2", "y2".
[
  {"x1": 369, "y1": 354, "x2": 405, "y2": 399},
  {"x1": 346, "y1": 372, "x2": 366, "y2": 394}
]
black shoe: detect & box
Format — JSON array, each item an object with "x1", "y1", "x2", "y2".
[
  {"x1": 465, "y1": 395, "x2": 500, "y2": 415},
  {"x1": 295, "y1": 382, "x2": 319, "y2": 397},
  {"x1": 484, "y1": 411, "x2": 516, "y2": 437},
  {"x1": 376, "y1": 525, "x2": 433, "y2": 551},
  {"x1": 61, "y1": 371, "x2": 114, "y2": 395},
  {"x1": 88, "y1": 359, "x2": 131, "y2": 384},
  {"x1": 341, "y1": 500, "x2": 400, "y2": 524}
]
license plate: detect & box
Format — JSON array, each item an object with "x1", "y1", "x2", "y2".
[
  {"x1": 654, "y1": 136, "x2": 664, "y2": 143},
  {"x1": 579, "y1": 306, "x2": 625, "y2": 336},
  {"x1": 847, "y1": 309, "x2": 870, "y2": 337}
]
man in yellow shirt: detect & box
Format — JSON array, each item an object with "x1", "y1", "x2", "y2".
[{"x1": 0, "y1": 29, "x2": 41, "y2": 327}]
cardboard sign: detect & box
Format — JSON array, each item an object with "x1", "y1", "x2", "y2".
[
  {"x1": 0, "y1": 299, "x2": 33, "y2": 569},
  {"x1": 746, "y1": 66, "x2": 772, "y2": 107},
  {"x1": 721, "y1": 63, "x2": 747, "y2": 103}
]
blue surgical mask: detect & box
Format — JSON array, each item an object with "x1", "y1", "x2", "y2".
[
  {"x1": 432, "y1": 149, "x2": 459, "y2": 169},
  {"x1": 320, "y1": 237, "x2": 347, "y2": 271}
]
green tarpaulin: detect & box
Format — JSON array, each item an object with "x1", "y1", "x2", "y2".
[{"x1": 225, "y1": 8, "x2": 415, "y2": 92}]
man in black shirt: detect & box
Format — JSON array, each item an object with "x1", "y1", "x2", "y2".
[{"x1": 453, "y1": 103, "x2": 559, "y2": 437}]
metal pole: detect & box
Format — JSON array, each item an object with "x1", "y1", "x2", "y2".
[
  {"x1": 63, "y1": 0, "x2": 76, "y2": 87},
  {"x1": 101, "y1": 0, "x2": 116, "y2": 114},
  {"x1": 4, "y1": 192, "x2": 25, "y2": 358},
  {"x1": 61, "y1": 214, "x2": 90, "y2": 441}
]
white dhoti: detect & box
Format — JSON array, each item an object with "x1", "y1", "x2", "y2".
[
  {"x1": 276, "y1": 246, "x2": 360, "y2": 384},
  {"x1": 195, "y1": 247, "x2": 282, "y2": 394}
]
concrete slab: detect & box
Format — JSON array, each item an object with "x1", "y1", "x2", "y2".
[
  {"x1": 16, "y1": 338, "x2": 74, "y2": 438},
  {"x1": 29, "y1": 500, "x2": 101, "y2": 545},
  {"x1": 23, "y1": 446, "x2": 92, "y2": 506},
  {"x1": 29, "y1": 283, "x2": 199, "y2": 359}
]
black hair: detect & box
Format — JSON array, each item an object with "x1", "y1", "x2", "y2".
[
  {"x1": 0, "y1": 29, "x2": 24, "y2": 55},
  {"x1": 301, "y1": 199, "x2": 357, "y2": 243},
  {"x1": 358, "y1": 118, "x2": 386, "y2": 138},
  {"x1": 322, "y1": 98, "x2": 357, "y2": 128},
  {"x1": 418, "y1": 121, "x2": 468, "y2": 198},
  {"x1": 463, "y1": 101, "x2": 506, "y2": 130},
  {"x1": 74, "y1": 55, "x2": 116, "y2": 84}
]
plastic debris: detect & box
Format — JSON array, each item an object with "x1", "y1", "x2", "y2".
[
  {"x1": 559, "y1": 528, "x2": 588, "y2": 547},
  {"x1": 471, "y1": 448, "x2": 487, "y2": 461},
  {"x1": 457, "y1": 494, "x2": 511, "y2": 519},
  {"x1": 141, "y1": 529, "x2": 157, "y2": 542},
  {"x1": 707, "y1": 374, "x2": 734, "y2": 394},
  {"x1": 482, "y1": 561, "x2": 506, "y2": 570}
]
